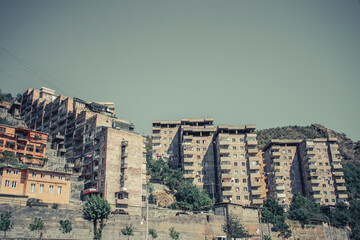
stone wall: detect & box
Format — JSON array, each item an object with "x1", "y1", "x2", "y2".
[{"x1": 0, "y1": 204, "x2": 349, "y2": 240}]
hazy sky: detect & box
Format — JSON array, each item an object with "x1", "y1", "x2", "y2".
[{"x1": 0, "y1": 1, "x2": 359, "y2": 140}]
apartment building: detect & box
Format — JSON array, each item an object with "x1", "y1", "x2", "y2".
[
  {"x1": 81, "y1": 126, "x2": 146, "y2": 215},
  {"x1": 0, "y1": 167, "x2": 71, "y2": 204},
  {"x1": 215, "y1": 125, "x2": 265, "y2": 206},
  {"x1": 152, "y1": 120, "x2": 181, "y2": 168},
  {"x1": 0, "y1": 124, "x2": 48, "y2": 166},
  {"x1": 262, "y1": 140, "x2": 303, "y2": 207},
  {"x1": 262, "y1": 138, "x2": 347, "y2": 207},
  {"x1": 180, "y1": 118, "x2": 217, "y2": 196},
  {"x1": 299, "y1": 138, "x2": 347, "y2": 205}
]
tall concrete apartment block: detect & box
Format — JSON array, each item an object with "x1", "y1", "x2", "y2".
[
  {"x1": 263, "y1": 140, "x2": 303, "y2": 207},
  {"x1": 15, "y1": 88, "x2": 145, "y2": 214},
  {"x1": 216, "y1": 125, "x2": 265, "y2": 207},
  {"x1": 263, "y1": 138, "x2": 348, "y2": 208},
  {"x1": 152, "y1": 119, "x2": 266, "y2": 206},
  {"x1": 299, "y1": 138, "x2": 348, "y2": 205}
]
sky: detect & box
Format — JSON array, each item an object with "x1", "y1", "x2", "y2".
[{"x1": 0, "y1": 0, "x2": 359, "y2": 140}]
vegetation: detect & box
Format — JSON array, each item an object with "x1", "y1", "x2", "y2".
[
  {"x1": 52, "y1": 203, "x2": 59, "y2": 209},
  {"x1": 121, "y1": 226, "x2": 134, "y2": 239},
  {"x1": 147, "y1": 158, "x2": 213, "y2": 211},
  {"x1": 28, "y1": 217, "x2": 45, "y2": 240},
  {"x1": 171, "y1": 182, "x2": 213, "y2": 211},
  {"x1": 261, "y1": 199, "x2": 291, "y2": 239},
  {"x1": 0, "y1": 211, "x2": 13, "y2": 238},
  {"x1": 343, "y1": 162, "x2": 360, "y2": 200},
  {"x1": 288, "y1": 193, "x2": 325, "y2": 227},
  {"x1": 149, "y1": 228, "x2": 158, "y2": 239},
  {"x1": 222, "y1": 212, "x2": 252, "y2": 239},
  {"x1": 169, "y1": 227, "x2": 180, "y2": 240},
  {"x1": 0, "y1": 151, "x2": 28, "y2": 169},
  {"x1": 82, "y1": 195, "x2": 111, "y2": 240},
  {"x1": 0, "y1": 117, "x2": 11, "y2": 125},
  {"x1": 256, "y1": 125, "x2": 325, "y2": 149},
  {"x1": 0, "y1": 89, "x2": 14, "y2": 102},
  {"x1": 59, "y1": 220, "x2": 72, "y2": 234}
]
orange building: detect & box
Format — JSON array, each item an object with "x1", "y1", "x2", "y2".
[
  {"x1": 0, "y1": 167, "x2": 71, "y2": 204},
  {"x1": 0, "y1": 124, "x2": 47, "y2": 165}
]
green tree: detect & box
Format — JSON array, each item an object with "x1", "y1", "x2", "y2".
[
  {"x1": 59, "y1": 220, "x2": 72, "y2": 234},
  {"x1": 0, "y1": 211, "x2": 13, "y2": 238},
  {"x1": 288, "y1": 193, "x2": 324, "y2": 227},
  {"x1": 82, "y1": 195, "x2": 111, "y2": 240},
  {"x1": 343, "y1": 162, "x2": 360, "y2": 200},
  {"x1": 321, "y1": 202, "x2": 349, "y2": 229},
  {"x1": 28, "y1": 217, "x2": 45, "y2": 240},
  {"x1": 261, "y1": 199, "x2": 291, "y2": 239},
  {"x1": 121, "y1": 226, "x2": 134, "y2": 240},
  {"x1": 169, "y1": 227, "x2": 180, "y2": 240},
  {"x1": 149, "y1": 228, "x2": 158, "y2": 239},
  {"x1": 172, "y1": 182, "x2": 213, "y2": 211},
  {"x1": 222, "y1": 212, "x2": 252, "y2": 239}
]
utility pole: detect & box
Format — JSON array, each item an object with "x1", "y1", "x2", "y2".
[{"x1": 145, "y1": 184, "x2": 149, "y2": 240}]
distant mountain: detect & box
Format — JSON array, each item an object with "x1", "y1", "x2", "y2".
[{"x1": 256, "y1": 124, "x2": 360, "y2": 165}]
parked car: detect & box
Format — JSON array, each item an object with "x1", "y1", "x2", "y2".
[
  {"x1": 175, "y1": 212, "x2": 189, "y2": 216},
  {"x1": 26, "y1": 198, "x2": 48, "y2": 207},
  {"x1": 111, "y1": 209, "x2": 129, "y2": 215}
]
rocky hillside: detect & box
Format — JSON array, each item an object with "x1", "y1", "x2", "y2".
[{"x1": 256, "y1": 124, "x2": 360, "y2": 165}]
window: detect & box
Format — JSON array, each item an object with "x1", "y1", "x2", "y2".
[
  {"x1": 32, "y1": 172, "x2": 37, "y2": 177},
  {"x1": 233, "y1": 146, "x2": 237, "y2": 150},
  {"x1": 196, "y1": 140, "x2": 200, "y2": 144},
  {"x1": 57, "y1": 186, "x2": 62, "y2": 195},
  {"x1": 49, "y1": 185, "x2": 54, "y2": 194},
  {"x1": 288, "y1": 150, "x2": 291, "y2": 153},
  {"x1": 197, "y1": 148, "x2": 200, "y2": 152},
  {"x1": 163, "y1": 131, "x2": 167, "y2": 134},
  {"x1": 242, "y1": 162, "x2": 245, "y2": 166},
  {"x1": 243, "y1": 179, "x2": 246, "y2": 183},
  {"x1": 11, "y1": 181, "x2": 16, "y2": 188},
  {"x1": 289, "y1": 156, "x2": 292, "y2": 160},
  {"x1": 236, "y1": 196, "x2": 240, "y2": 200},
  {"x1": 284, "y1": 163, "x2": 288, "y2": 167},
  {"x1": 0, "y1": 127, "x2": 5, "y2": 132},
  {"x1": 59, "y1": 176, "x2": 63, "y2": 180},
  {"x1": 234, "y1": 170, "x2": 238, "y2": 175},
  {"x1": 197, "y1": 156, "x2": 201, "y2": 159},
  {"x1": 169, "y1": 131, "x2": 173, "y2": 134},
  {"x1": 202, "y1": 140, "x2": 206, "y2": 144},
  {"x1": 233, "y1": 154, "x2": 238, "y2": 159},
  {"x1": 5, "y1": 180, "x2": 10, "y2": 187},
  {"x1": 198, "y1": 178, "x2": 201, "y2": 183},
  {"x1": 6, "y1": 169, "x2": 11, "y2": 174},
  {"x1": 164, "y1": 144, "x2": 167, "y2": 147},
  {"x1": 323, "y1": 149, "x2": 327, "y2": 152},
  {"x1": 322, "y1": 184, "x2": 326, "y2": 187},
  {"x1": 243, "y1": 187, "x2": 248, "y2": 192},
  {"x1": 234, "y1": 162, "x2": 238, "y2": 166},
  {"x1": 27, "y1": 145, "x2": 34, "y2": 152},
  {"x1": 232, "y1": 138, "x2": 236, "y2": 142},
  {"x1": 240, "y1": 154, "x2": 245, "y2": 158},
  {"x1": 283, "y1": 156, "x2": 287, "y2": 160},
  {"x1": 203, "y1": 148, "x2": 206, "y2": 151},
  {"x1": 50, "y1": 174, "x2": 54, "y2": 179},
  {"x1": 317, "y1": 148, "x2": 321, "y2": 152},
  {"x1": 244, "y1": 196, "x2": 249, "y2": 200},
  {"x1": 30, "y1": 184, "x2": 35, "y2": 192},
  {"x1": 163, "y1": 137, "x2": 167, "y2": 141},
  {"x1": 240, "y1": 146, "x2": 244, "y2": 150},
  {"x1": 14, "y1": 170, "x2": 18, "y2": 175},
  {"x1": 169, "y1": 137, "x2": 172, "y2": 141},
  {"x1": 236, "y1": 187, "x2": 240, "y2": 192},
  {"x1": 282, "y1": 150, "x2": 286, "y2": 154},
  {"x1": 235, "y1": 179, "x2": 239, "y2": 183},
  {"x1": 242, "y1": 170, "x2": 246, "y2": 175},
  {"x1": 41, "y1": 173, "x2": 45, "y2": 178},
  {"x1": 39, "y1": 184, "x2": 44, "y2": 193}
]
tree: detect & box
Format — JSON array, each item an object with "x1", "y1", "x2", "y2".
[
  {"x1": 28, "y1": 217, "x2": 45, "y2": 240},
  {"x1": 121, "y1": 226, "x2": 134, "y2": 240},
  {"x1": 149, "y1": 228, "x2": 158, "y2": 239},
  {"x1": 0, "y1": 211, "x2": 13, "y2": 238},
  {"x1": 82, "y1": 195, "x2": 111, "y2": 240},
  {"x1": 169, "y1": 227, "x2": 180, "y2": 240},
  {"x1": 288, "y1": 193, "x2": 324, "y2": 227},
  {"x1": 59, "y1": 220, "x2": 72, "y2": 234},
  {"x1": 172, "y1": 182, "x2": 213, "y2": 211},
  {"x1": 222, "y1": 212, "x2": 252, "y2": 239},
  {"x1": 261, "y1": 199, "x2": 292, "y2": 239}
]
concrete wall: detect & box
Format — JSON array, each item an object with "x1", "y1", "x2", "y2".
[{"x1": 0, "y1": 204, "x2": 349, "y2": 240}]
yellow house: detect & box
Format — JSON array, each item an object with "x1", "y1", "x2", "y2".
[{"x1": 0, "y1": 167, "x2": 71, "y2": 204}]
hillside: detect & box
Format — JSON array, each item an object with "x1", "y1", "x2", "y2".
[{"x1": 256, "y1": 124, "x2": 360, "y2": 165}]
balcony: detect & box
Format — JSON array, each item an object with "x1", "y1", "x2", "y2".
[
  {"x1": 332, "y1": 164, "x2": 342, "y2": 170},
  {"x1": 251, "y1": 181, "x2": 262, "y2": 187},
  {"x1": 247, "y1": 140, "x2": 258, "y2": 146},
  {"x1": 251, "y1": 190, "x2": 263, "y2": 195},
  {"x1": 220, "y1": 164, "x2": 232, "y2": 170},
  {"x1": 308, "y1": 165, "x2": 317, "y2": 170},
  {"x1": 121, "y1": 163, "x2": 128, "y2": 169},
  {"x1": 313, "y1": 194, "x2": 322, "y2": 199},
  {"x1": 338, "y1": 194, "x2": 348, "y2": 199},
  {"x1": 221, "y1": 173, "x2": 233, "y2": 179},
  {"x1": 183, "y1": 165, "x2": 194, "y2": 171},
  {"x1": 312, "y1": 187, "x2": 322, "y2": 191},
  {"x1": 116, "y1": 199, "x2": 129, "y2": 205},
  {"x1": 271, "y1": 152, "x2": 281, "y2": 157},
  {"x1": 306, "y1": 150, "x2": 317, "y2": 155},
  {"x1": 121, "y1": 140, "x2": 129, "y2": 147},
  {"x1": 184, "y1": 174, "x2": 194, "y2": 178},
  {"x1": 183, "y1": 150, "x2": 194, "y2": 155},
  {"x1": 335, "y1": 178, "x2": 345, "y2": 183},
  {"x1": 248, "y1": 148, "x2": 258, "y2": 154},
  {"x1": 252, "y1": 199, "x2": 264, "y2": 205},
  {"x1": 222, "y1": 189, "x2": 233, "y2": 196},
  {"x1": 219, "y1": 148, "x2": 230, "y2": 154},
  {"x1": 221, "y1": 182, "x2": 233, "y2": 187},
  {"x1": 336, "y1": 186, "x2": 347, "y2": 191},
  {"x1": 121, "y1": 152, "x2": 128, "y2": 158},
  {"x1": 277, "y1": 193, "x2": 286, "y2": 198},
  {"x1": 218, "y1": 140, "x2": 229, "y2": 146},
  {"x1": 276, "y1": 185, "x2": 285, "y2": 190},
  {"x1": 250, "y1": 164, "x2": 260, "y2": 170},
  {"x1": 333, "y1": 171, "x2": 344, "y2": 177},
  {"x1": 220, "y1": 157, "x2": 231, "y2": 162}
]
